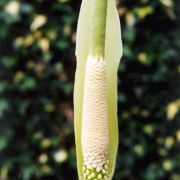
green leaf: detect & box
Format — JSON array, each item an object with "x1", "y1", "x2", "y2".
[
  {"x1": 0, "y1": 99, "x2": 9, "y2": 117},
  {"x1": 2, "y1": 57, "x2": 17, "y2": 69}
]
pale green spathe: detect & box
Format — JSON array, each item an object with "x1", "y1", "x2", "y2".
[{"x1": 74, "y1": 0, "x2": 122, "y2": 179}]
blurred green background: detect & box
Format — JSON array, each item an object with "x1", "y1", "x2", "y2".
[{"x1": 0, "y1": 0, "x2": 179, "y2": 179}]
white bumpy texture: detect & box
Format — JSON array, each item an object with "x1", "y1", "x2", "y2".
[{"x1": 81, "y1": 55, "x2": 109, "y2": 168}]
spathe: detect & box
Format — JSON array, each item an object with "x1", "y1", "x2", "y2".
[{"x1": 74, "y1": 0, "x2": 122, "y2": 179}]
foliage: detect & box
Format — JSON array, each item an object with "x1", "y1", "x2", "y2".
[{"x1": 0, "y1": 0, "x2": 179, "y2": 179}]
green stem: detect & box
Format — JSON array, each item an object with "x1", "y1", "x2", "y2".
[{"x1": 89, "y1": 0, "x2": 108, "y2": 57}]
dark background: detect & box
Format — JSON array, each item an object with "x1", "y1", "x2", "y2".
[{"x1": 0, "y1": 0, "x2": 179, "y2": 179}]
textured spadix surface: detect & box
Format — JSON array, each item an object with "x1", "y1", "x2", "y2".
[
  {"x1": 74, "y1": 0, "x2": 122, "y2": 179},
  {"x1": 82, "y1": 55, "x2": 109, "y2": 169}
]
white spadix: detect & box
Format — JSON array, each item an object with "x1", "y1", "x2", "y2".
[
  {"x1": 81, "y1": 55, "x2": 109, "y2": 179},
  {"x1": 82, "y1": 55, "x2": 108, "y2": 169}
]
